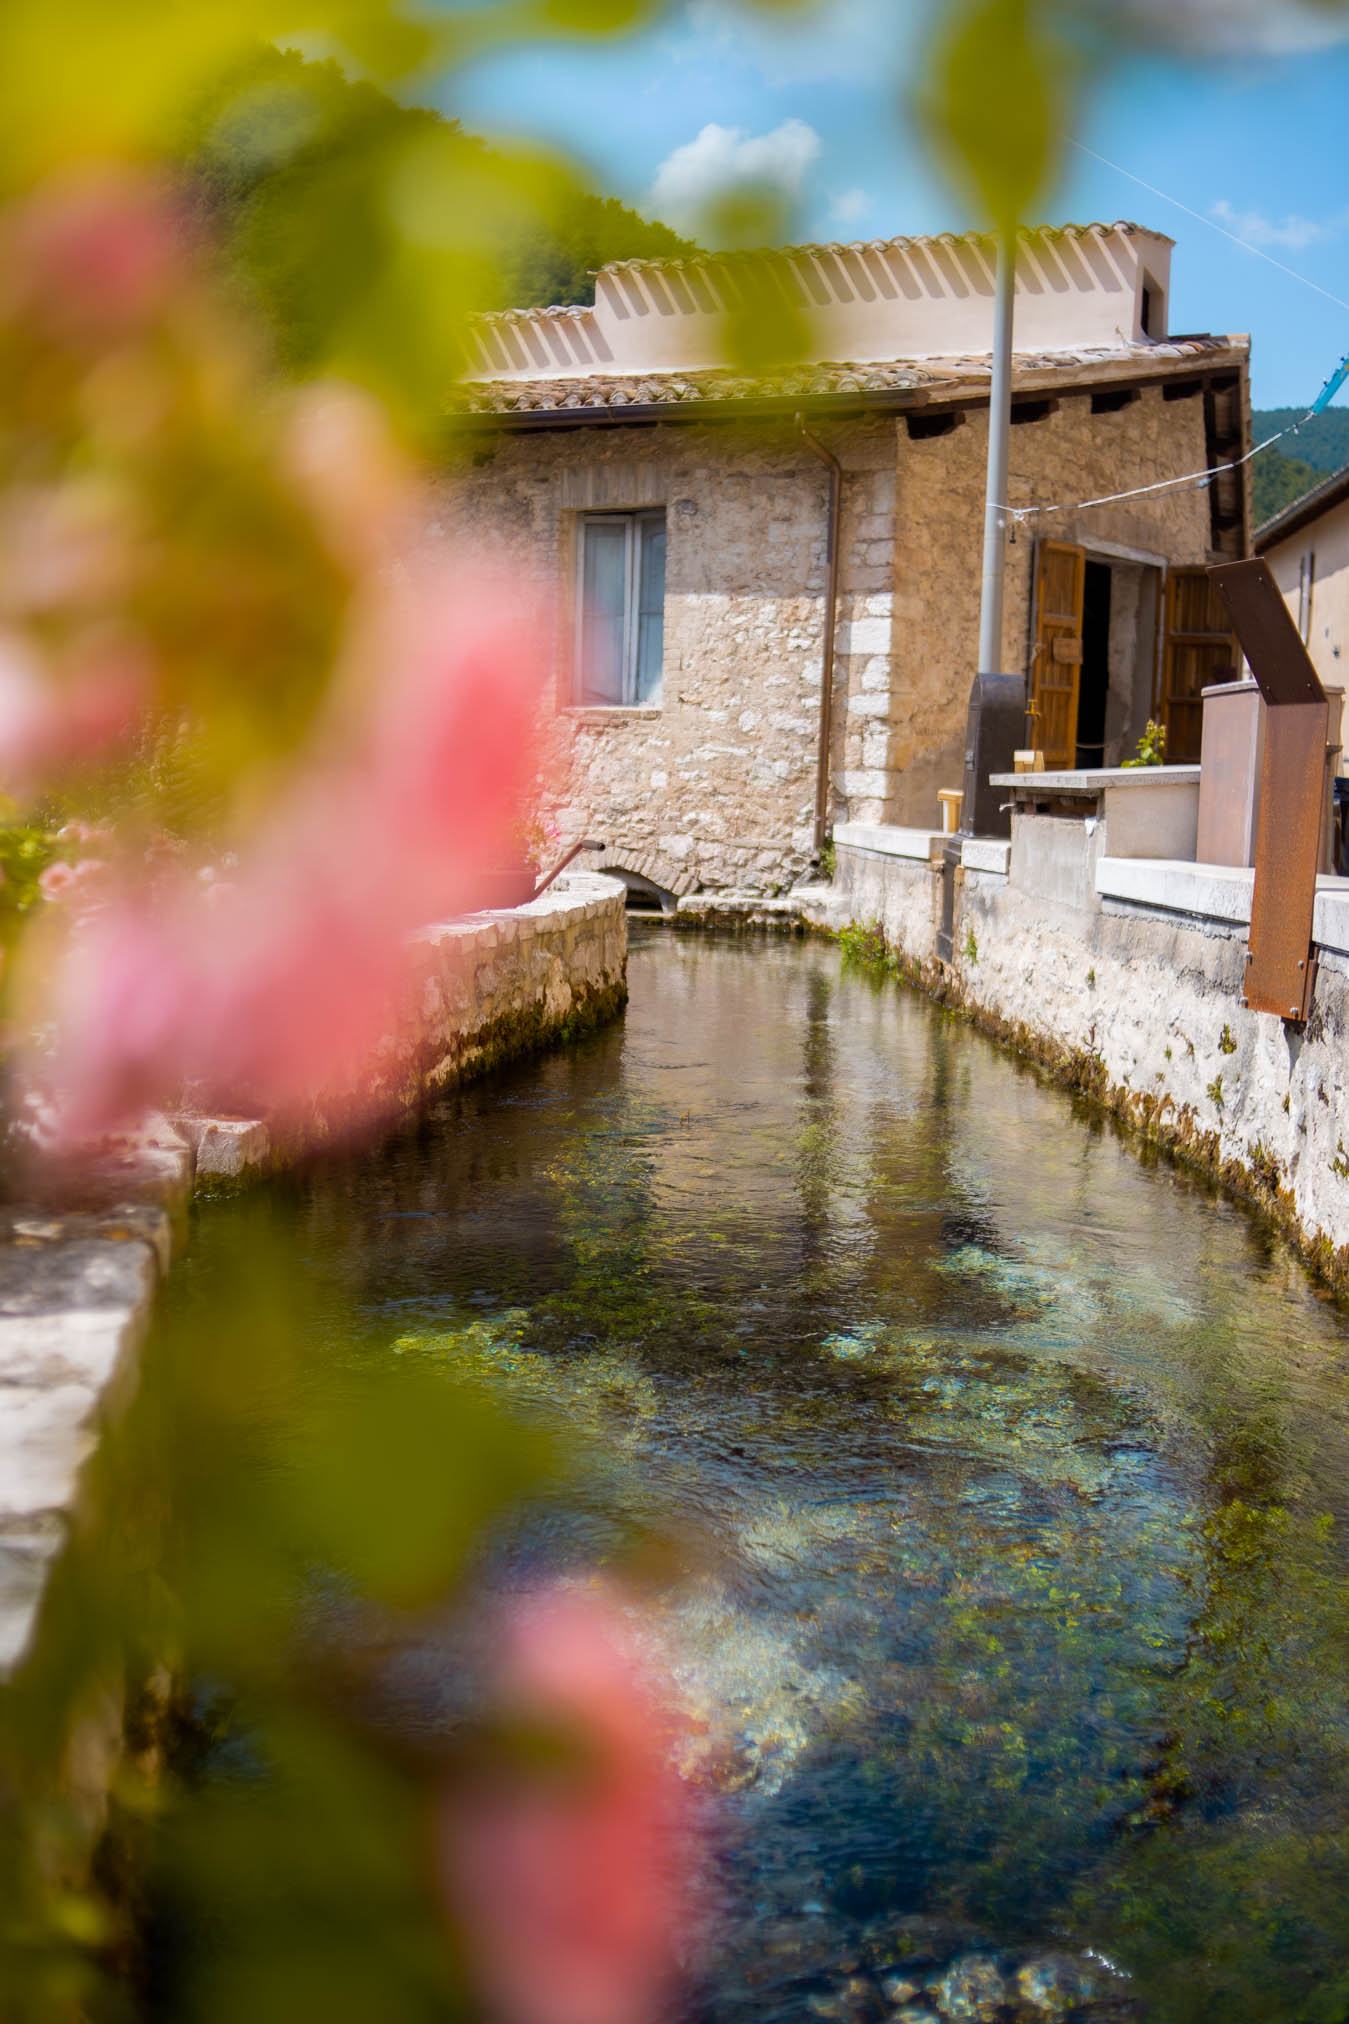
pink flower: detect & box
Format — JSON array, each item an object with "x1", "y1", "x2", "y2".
[
  {"x1": 55, "y1": 820, "x2": 112, "y2": 850},
  {"x1": 281, "y1": 383, "x2": 415, "y2": 571},
  {"x1": 38, "y1": 859, "x2": 107, "y2": 909},
  {"x1": 38, "y1": 862, "x2": 76, "y2": 901},
  {"x1": 5, "y1": 168, "x2": 178, "y2": 337},
  {"x1": 43, "y1": 566, "x2": 546, "y2": 1135},
  {"x1": 434, "y1": 1581, "x2": 696, "y2": 2024},
  {"x1": 0, "y1": 629, "x2": 147, "y2": 790}
]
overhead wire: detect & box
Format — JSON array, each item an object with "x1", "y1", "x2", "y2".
[
  {"x1": 1068, "y1": 140, "x2": 1349, "y2": 317},
  {"x1": 995, "y1": 145, "x2": 1349, "y2": 528}
]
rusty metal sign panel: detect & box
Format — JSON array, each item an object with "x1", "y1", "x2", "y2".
[{"x1": 1210, "y1": 558, "x2": 1327, "y2": 1023}]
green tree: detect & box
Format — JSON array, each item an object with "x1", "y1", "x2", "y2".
[
  {"x1": 182, "y1": 43, "x2": 700, "y2": 371},
  {"x1": 1252, "y1": 449, "x2": 1325, "y2": 528}
]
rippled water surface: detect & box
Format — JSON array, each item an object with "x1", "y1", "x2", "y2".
[{"x1": 179, "y1": 930, "x2": 1349, "y2": 2022}]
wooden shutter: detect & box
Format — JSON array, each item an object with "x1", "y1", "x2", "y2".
[
  {"x1": 1160, "y1": 568, "x2": 1240, "y2": 763},
  {"x1": 1031, "y1": 541, "x2": 1085, "y2": 770}
]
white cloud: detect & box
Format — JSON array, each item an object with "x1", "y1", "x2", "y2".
[
  {"x1": 647, "y1": 118, "x2": 822, "y2": 232},
  {"x1": 829, "y1": 187, "x2": 872, "y2": 229},
  {"x1": 1211, "y1": 199, "x2": 1345, "y2": 250}
]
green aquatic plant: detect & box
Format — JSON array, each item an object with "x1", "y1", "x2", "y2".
[
  {"x1": 838, "y1": 917, "x2": 896, "y2": 976},
  {"x1": 1081, "y1": 1497, "x2": 1349, "y2": 2023}
]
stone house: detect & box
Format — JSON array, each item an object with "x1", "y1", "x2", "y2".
[
  {"x1": 440, "y1": 222, "x2": 1250, "y2": 901},
  {"x1": 1256, "y1": 461, "x2": 1349, "y2": 686}
]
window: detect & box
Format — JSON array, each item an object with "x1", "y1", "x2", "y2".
[
  {"x1": 575, "y1": 510, "x2": 666, "y2": 706},
  {"x1": 1298, "y1": 551, "x2": 1317, "y2": 643}
]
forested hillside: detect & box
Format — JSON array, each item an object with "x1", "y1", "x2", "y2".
[
  {"x1": 182, "y1": 46, "x2": 699, "y2": 374},
  {"x1": 1252, "y1": 407, "x2": 1349, "y2": 475},
  {"x1": 1251, "y1": 406, "x2": 1349, "y2": 526}
]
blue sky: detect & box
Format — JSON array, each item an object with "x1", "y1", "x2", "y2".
[{"x1": 431, "y1": 0, "x2": 1349, "y2": 412}]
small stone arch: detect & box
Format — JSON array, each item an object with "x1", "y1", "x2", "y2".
[
  {"x1": 574, "y1": 844, "x2": 693, "y2": 914},
  {"x1": 608, "y1": 867, "x2": 678, "y2": 914}
]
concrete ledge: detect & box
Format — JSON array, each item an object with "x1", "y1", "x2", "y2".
[
  {"x1": 996, "y1": 768, "x2": 1200, "y2": 861},
  {"x1": 806, "y1": 835, "x2": 1349, "y2": 1293},
  {"x1": 1313, "y1": 879, "x2": 1349, "y2": 956},
  {"x1": 1096, "y1": 857, "x2": 1254, "y2": 925},
  {"x1": 962, "y1": 837, "x2": 1011, "y2": 876},
  {"x1": 0, "y1": 1121, "x2": 193, "y2": 1680},
  {"x1": 833, "y1": 822, "x2": 945, "y2": 864},
  {"x1": 992, "y1": 766, "x2": 1201, "y2": 796}
]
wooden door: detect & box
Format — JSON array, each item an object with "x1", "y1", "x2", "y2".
[
  {"x1": 1160, "y1": 568, "x2": 1240, "y2": 763},
  {"x1": 1031, "y1": 541, "x2": 1085, "y2": 770}
]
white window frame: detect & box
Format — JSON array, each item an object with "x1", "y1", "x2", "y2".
[
  {"x1": 573, "y1": 509, "x2": 665, "y2": 707},
  {"x1": 1298, "y1": 550, "x2": 1317, "y2": 644}
]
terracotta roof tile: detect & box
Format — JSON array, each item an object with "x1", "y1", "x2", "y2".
[{"x1": 456, "y1": 336, "x2": 1245, "y2": 420}]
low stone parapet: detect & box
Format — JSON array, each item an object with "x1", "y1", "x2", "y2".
[
  {"x1": 0, "y1": 1117, "x2": 192, "y2": 1678},
  {"x1": 0, "y1": 873, "x2": 628, "y2": 1697},
  {"x1": 171, "y1": 871, "x2": 629, "y2": 1176},
  {"x1": 407, "y1": 871, "x2": 627, "y2": 1094}
]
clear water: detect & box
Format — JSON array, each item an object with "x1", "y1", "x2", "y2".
[{"x1": 174, "y1": 930, "x2": 1349, "y2": 2023}]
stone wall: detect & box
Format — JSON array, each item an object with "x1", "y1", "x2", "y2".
[
  {"x1": 438, "y1": 385, "x2": 1215, "y2": 893},
  {"x1": 886, "y1": 388, "x2": 1213, "y2": 825},
  {"x1": 808, "y1": 831, "x2": 1349, "y2": 1282},
  {"x1": 0, "y1": 873, "x2": 628, "y2": 1901},
  {"x1": 177, "y1": 872, "x2": 629, "y2": 1174},
  {"x1": 433, "y1": 420, "x2": 849, "y2": 897},
  {"x1": 407, "y1": 872, "x2": 628, "y2": 1098}
]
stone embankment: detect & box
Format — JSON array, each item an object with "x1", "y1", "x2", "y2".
[
  {"x1": 181, "y1": 870, "x2": 629, "y2": 1180},
  {"x1": 0, "y1": 870, "x2": 627, "y2": 1697},
  {"x1": 800, "y1": 823, "x2": 1349, "y2": 1287}
]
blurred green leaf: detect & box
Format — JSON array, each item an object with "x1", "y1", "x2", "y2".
[
  {"x1": 283, "y1": 1364, "x2": 547, "y2": 1609},
  {"x1": 0, "y1": 2, "x2": 443, "y2": 187},
  {"x1": 183, "y1": 45, "x2": 701, "y2": 427},
  {"x1": 690, "y1": 188, "x2": 816, "y2": 375},
  {"x1": 917, "y1": 0, "x2": 1076, "y2": 231}
]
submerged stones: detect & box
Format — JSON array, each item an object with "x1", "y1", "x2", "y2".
[
  {"x1": 931, "y1": 1955, "x2": 1007, "y2": 2020},
  {"x1": 730, "y1": 1919, "x2": 1134, "y2": 2024}
]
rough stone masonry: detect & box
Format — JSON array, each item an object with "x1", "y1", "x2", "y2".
[{"x1": 435, "y1": 376, "x2": 1221, "y2": 899}]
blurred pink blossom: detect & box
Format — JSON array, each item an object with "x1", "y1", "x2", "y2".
[
  {"x1": 46, "y1": 568, "x2": 545, "y2": 1134},
  {"x1": 5, "y1": 168, "x2": 178, "y2": 337},
  {"x1": 434, "y1": 1581, "x2": 696, "y2": 2024},
  {"x1": 39, "y1": 859, "x2": 107, "y2": 909},
  {"x1": 0, "y1": 480, "x2": 136, "y2": 615},
  {"x1": 0, "y1": 629, "x2": 147, "y2": 788},
  {"x1": 55, "y1": 820, "x2": 113, "y2": 851},
  {"x1": 281, "y1": 383, "x2": 415, "y2": 571}
]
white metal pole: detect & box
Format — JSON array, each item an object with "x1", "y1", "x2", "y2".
[{"x1": 977, "y1": 230, "x2": 1015, "y2": 673}]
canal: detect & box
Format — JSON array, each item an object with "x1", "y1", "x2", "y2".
[{"x1": 151, "y1": 928, "x2": 1349, "y2": 2023}]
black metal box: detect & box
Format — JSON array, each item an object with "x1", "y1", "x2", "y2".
[{"x1": 960, "y1": 672, "x2": 1026, "y2": 838}]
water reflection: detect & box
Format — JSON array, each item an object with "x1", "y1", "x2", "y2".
[{"x1": 181, "y1": 931, "x2": 1349, "y2": 2022}]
